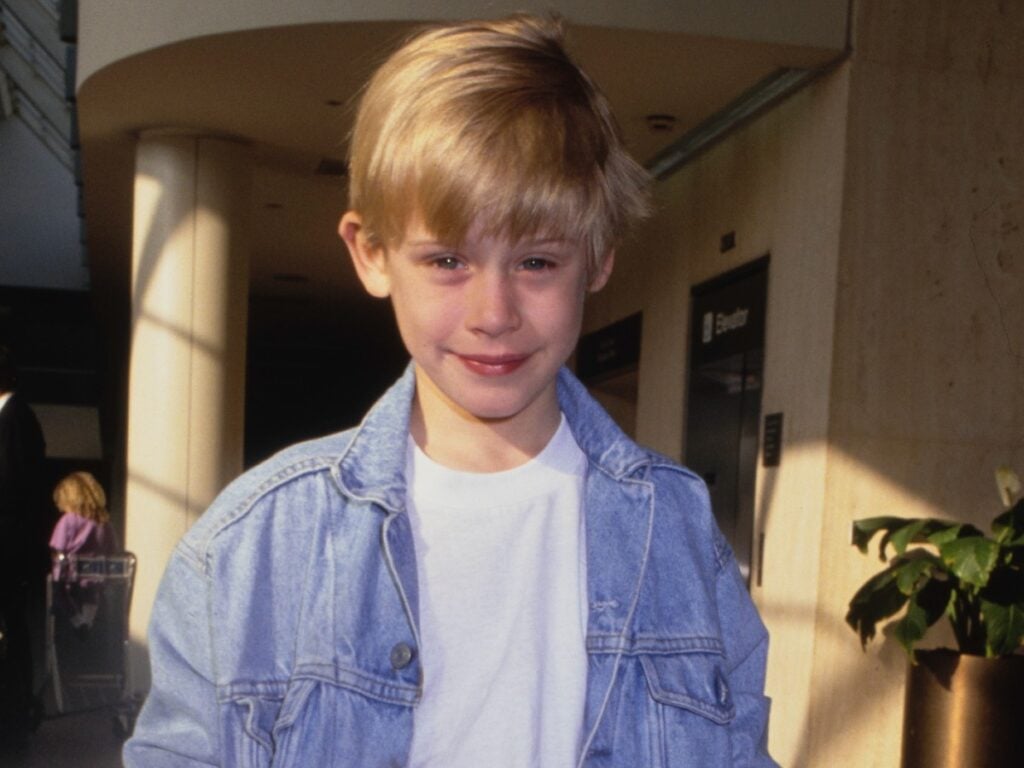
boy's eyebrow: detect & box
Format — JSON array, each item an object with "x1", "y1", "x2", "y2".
[
  {"x1": 522, "y1": 237, "x2": 571, "y2": 246},
  {"x1": 403, "y1": 236, "x2": 574, "y2": 248}
]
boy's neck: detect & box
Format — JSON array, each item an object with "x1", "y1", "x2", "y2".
[{"x1": 409, "y1": 384, "x2": 562, "y2": 473}]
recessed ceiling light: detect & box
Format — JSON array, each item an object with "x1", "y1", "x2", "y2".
[{"x1": 645, "y1": 114, "x2": 677, "y2": 132}]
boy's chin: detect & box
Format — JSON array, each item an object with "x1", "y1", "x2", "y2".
[
  {"x1": 415, "y1": 364, "x2": 560, "y2": 428},
  {"x1": 449, "y1": 390, "x2": 559, "y2": 428},
  {"x1": 453, "y1": 399, "x2": 533, "y2": 424}
]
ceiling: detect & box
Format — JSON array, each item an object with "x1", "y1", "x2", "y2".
[{"x1": 76, "y1": 19, "x2": 844, "y2": 345}]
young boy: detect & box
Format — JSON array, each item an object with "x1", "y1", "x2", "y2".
[{"x1": 125, "y1": 14, "x2": 776, "y2": 767}]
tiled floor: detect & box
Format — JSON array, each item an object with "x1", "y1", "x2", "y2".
[
  {"x1": 2, "y1": 592, "x2": 131, "y2": 767},
  {"x1": 1, "y1": 707, "x2": 125, "y2": 768}
]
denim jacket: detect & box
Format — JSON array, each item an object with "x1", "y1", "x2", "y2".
[{"x1": 124, "y1": 366, "x2": 776, "y2": 767}]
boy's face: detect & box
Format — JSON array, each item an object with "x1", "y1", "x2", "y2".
[{"x1": 341, "y1": 211, "x2": 613, "y2": 440}]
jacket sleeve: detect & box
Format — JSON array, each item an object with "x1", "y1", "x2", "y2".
[
  {"x1": 123, "y1": 541, "x2": 220, "y2": 767},
  {"x1": 714, "y1": 536, "x2": 779, "y2": 767}
]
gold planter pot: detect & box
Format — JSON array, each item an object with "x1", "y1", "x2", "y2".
[{"x1": 902, "y1": 649, "x2": 1024, "y2": 768}]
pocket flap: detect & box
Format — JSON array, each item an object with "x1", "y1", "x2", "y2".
[{"x1": 639, "y1": 653, "x2": 735, "y2": 725}]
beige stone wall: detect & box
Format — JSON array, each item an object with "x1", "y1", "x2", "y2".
[
  {"x1": 584, "y1": 61, "x2": 850, "y2": 765},
  {"x1": 807, "y1": 1, "x2": 1024, "y2": 765},
  {"x1": 588, "y1": 1, "x2": 1024, "y2": 766}
]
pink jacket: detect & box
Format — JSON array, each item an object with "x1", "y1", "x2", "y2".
[{"x1": 49, "y1": 512, "x2": 118, "y2": 579}]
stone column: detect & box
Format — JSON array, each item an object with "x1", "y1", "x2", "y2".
[{"x1": 125, "y1": 133, "x2": 250, "y2": 691}]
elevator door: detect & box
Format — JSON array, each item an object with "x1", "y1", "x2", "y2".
[{"x1": 685, "y1": 257, "x2": 768, "y2": 584}]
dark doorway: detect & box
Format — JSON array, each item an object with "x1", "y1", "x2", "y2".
[
  {"x1": 576, "y1": 312, "x2": 642, "y2": 438},
  {"x1": 685, "y1": 257, "x2": 768, "y2": 584}
]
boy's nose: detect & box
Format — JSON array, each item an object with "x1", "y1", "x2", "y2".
[{"x1": 466, "y1": 273, "x2": 520, "y2": 336}]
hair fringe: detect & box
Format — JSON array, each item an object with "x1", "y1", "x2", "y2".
[{"x1": 347, "y1": 14, "x2": 651, "y2": 270}]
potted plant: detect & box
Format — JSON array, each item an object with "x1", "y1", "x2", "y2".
[{"x1": 846, "y1": 466, "x2": 1024, "y2": 768}]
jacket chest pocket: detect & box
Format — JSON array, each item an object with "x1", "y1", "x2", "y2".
[
  {"x1": 221, "y1": 679, "x2": 317, "y2": 768},
  {"x1": 220, "y1": 677, "x2": 415, "y2": 767},
  {"x1": 639, "y1": 652, "x2": 736, "y2": 766}
]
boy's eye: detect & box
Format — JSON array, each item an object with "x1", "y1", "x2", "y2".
[
  {"x1": 520, "y1": 257, "x2": 554, "y2": 272},
  {"x1": 430, "y1": 255, "x2": 463, "y2": 270}
]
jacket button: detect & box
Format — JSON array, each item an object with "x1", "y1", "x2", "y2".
[{"x1": 390, "y1": 642, "x2": 415, "y2": 670}]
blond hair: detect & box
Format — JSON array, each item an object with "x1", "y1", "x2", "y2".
[
  {"x1": 347, "y1": 14, "x2": 651, "y2": 270},
  {"x1": 53, "y1": 471, "x2": 109, "y2": 524}
]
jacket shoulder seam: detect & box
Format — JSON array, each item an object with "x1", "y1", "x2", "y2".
[{"x1": 190, "y1": 455, "x2": 339, "y2": 572}]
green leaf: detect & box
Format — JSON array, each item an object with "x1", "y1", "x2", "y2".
[
  {"x1": 980, "y1": 564, "x2": 1024, "y2": 602},
  {"x1": 916, "y1": 576, "x2": 953, "y2": 626},
  {"x1": 939, "y1": 537, "x2": 1000, "y2": 587},
  {"x1": 886, "y1": 519, "x2": 956, "y2": 554},
  {"x1": 1004, "y1": 545, "x2": 1024, "y2": 566},
  {"x1": 993, "y1": 499, "x2": 1024, "y2": 544},
  {"x1": 851, "y1": 517, "x2": 913, "y2": 557},
  {"x1": 926, "y1": 523, "x2": 986, "y2": 547},
  {"x1": 892, "y1": 557, "x2": 951, "y2": 659},
  {"x1": 887, "y1": 520, "x2": 929, "y2": 556},
  {"x1": 927, "y1": 525, "x2": 964, "y2": 547},
  {"x1": 850, "y1": 517, "x2": 965, "y2": 561},
  {"x1": 980, "y1": 600, "x2": 1024, "y2": 657},
  {"x1": 892, "y1": 597, "x2": 930, "y2": 658},
  {"x1": 893, "y1": 555, "x2": 936, "y2": 595},
  {"x1": 846, "y1": 567, "x2": 909, "y2": 648}
]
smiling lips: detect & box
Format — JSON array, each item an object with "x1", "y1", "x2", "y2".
[{"x1": 456, "y1": 353, "x2": 529, "y2": 376}]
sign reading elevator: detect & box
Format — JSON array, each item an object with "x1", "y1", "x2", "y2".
[{"x1": 702, "y1": 307, "x2": 750, "y2": 344}]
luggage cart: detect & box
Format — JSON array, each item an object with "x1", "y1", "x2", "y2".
[{"x1": 42, "y1": 552, "x2": 138, "y2": 734}]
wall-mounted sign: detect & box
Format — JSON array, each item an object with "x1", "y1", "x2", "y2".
[
  {"x1": 691, "y1": 257, "x2": 767, "y2": 365},
  {"x1": 701, "y1": 307, "x2": 750, "y2": 344},
  {"x1": 576, "y1": 312, "x2": 642, "y2": 384},
  {"x1": 763, "y1": 412, "x2": 783, "y2": 467}
]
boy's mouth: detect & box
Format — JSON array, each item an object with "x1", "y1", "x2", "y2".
[{"x1": 456, "y1": 353, "x2": 529, "y2": 376}]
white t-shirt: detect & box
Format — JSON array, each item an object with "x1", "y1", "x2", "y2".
[{"x1": 405, "y1": 415, "x2": 588, "y2": 768}]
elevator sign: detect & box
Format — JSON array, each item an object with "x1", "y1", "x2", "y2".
[
  {"x1": 702, "y1": 308, "x2": 750, "y2": 344},
  {"x1": 691, "y1": 261, "x2": 766, "y2": 366}
]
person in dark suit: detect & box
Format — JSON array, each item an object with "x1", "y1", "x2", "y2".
[{"x1": 0, "y1": 345, "x2": 47, "y2": 746}]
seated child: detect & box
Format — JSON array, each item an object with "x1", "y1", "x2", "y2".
[
  {"x1": 125, "y1": 14, "x2": 776, "y2": 767},
  {"x1": 50, "y1": 471, "x2": 118, "y2": 628}
]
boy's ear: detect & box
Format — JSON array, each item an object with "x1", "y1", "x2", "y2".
[
  {"x1": 339, "y1": 211, "x2": 391, "y2": 298},
  {"x1": 587, "y1": 249, "x2": 615, "y2": 293}
]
